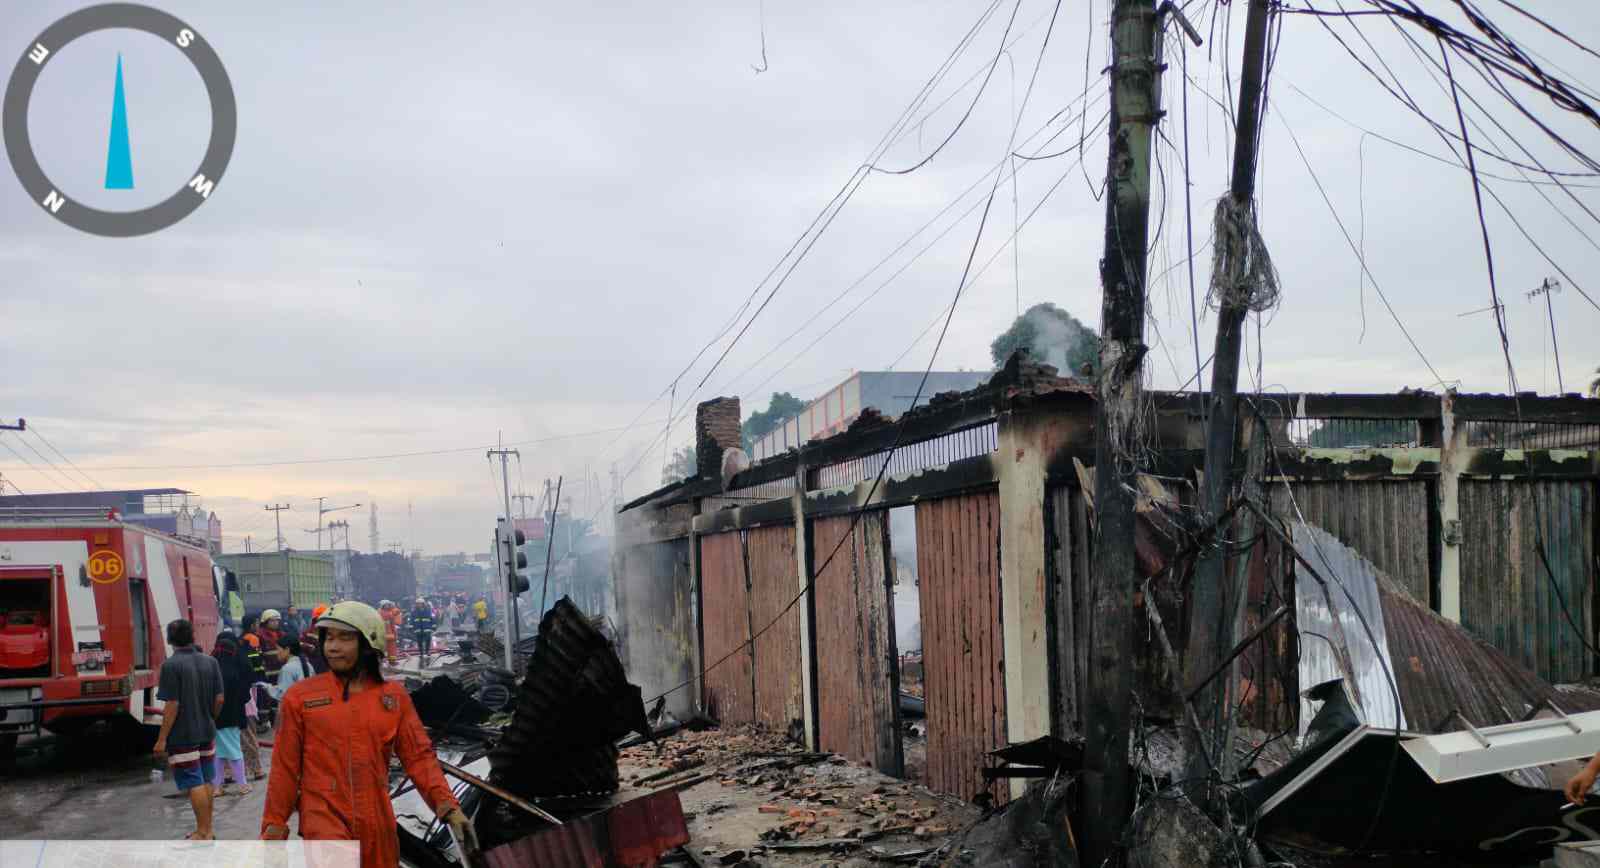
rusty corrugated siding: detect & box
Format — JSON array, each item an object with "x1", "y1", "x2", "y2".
[
  {"x1": 1270, "y1": 480, "x2": 1430, "y2": 603},
  {"x1": 812, "y1": 512, "x2": 901, "y2": 774},
  {"x1": 916, "y1": 491, "x2": 1007, "y2": 805},
  {"x1": 745, "y1": 523, "x2": 803, "y2": 731},
  {"x1": 699, "y1": 530, "x2": 754, "y2": 725},
  {"x1": 1460, "y1": 479, "x2": 1596, "y2": 683},
  {"x1": 481, "y1": 788, "x2": 690, "y2": 868}
]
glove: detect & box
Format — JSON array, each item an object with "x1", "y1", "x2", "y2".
[{"x1": 440, "y1": 806, "x2": 480, "y2": 857}]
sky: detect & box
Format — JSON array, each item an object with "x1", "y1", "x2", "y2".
[{"x1": 2, "y1": 0, "x2": 1598, "y2": 554}]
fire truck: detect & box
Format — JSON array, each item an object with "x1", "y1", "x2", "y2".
[{"x1": 0, "y1": 508, "x2": 229, "y2": 757}]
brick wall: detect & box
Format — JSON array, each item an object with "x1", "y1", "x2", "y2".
[{"x1": 695, "y1": 397, "x2": 741, "y2": 480}]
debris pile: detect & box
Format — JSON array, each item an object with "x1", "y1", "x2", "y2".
[
  {"x1": 487, "y1": 597, "x2": 650, "y2": 800},
  {"x1": 620, "y1": 725, "x2": 978, "y2": 866}
]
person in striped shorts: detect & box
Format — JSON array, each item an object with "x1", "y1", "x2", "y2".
[{"x1": 153, "y1": 619, "x2": 224, "y2": 840}]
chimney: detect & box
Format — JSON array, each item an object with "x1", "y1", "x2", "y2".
[{"x1": 695, "y1": 397, "x2": 741, "y2": 480}]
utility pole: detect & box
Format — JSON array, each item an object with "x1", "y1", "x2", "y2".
[
  {"x1": 487, "y1": 444, "x2": 521, "y2": 657},
  {"x1": 1081, "y1": 1, "x2": 1163, "y2": 863},
  {"x1": 264, "y1": 503, "x2": 291, "y2": 551},
  {"x1": 312, "y1": 497, "x2": 362, "y2": 551},
  {"x1": 1528, "y1": 278, "x2": 1565, "y2": 393},
  {"x1": 1184, "y1": 0, "x2": 1274, "y2": 806}
]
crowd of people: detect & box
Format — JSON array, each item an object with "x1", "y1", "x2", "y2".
[{"x1": 153, "y1": 600, "x2": 475, "y2": 863}]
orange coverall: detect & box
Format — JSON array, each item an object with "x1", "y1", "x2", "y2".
[
  {"x1": 261, "y1": 671, "x2": 458, "y2": 868},
  {"x1": 383, "y1": 610, "x2": 401, "y2": 662}
]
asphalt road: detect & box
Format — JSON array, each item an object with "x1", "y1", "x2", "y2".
[{"x1": 0, "y1": 725, "x2": 278, "y2": 841}]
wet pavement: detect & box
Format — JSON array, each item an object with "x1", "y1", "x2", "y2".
[{"x1": 0, "y1": 725, "x2": 277, "y2": 841}]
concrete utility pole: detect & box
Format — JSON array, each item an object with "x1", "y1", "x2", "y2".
[
  {"x1": 1184, "y1": 0, "x2": 1274, "y2": 800},
  {"x1": 264, "y1": 503, "x2": 291, "y2": 551},
  {"x1": 1082, "y1": 2, "x2": 1163, "y2": 862},
  {"x1": 487, "y1": 445, "x2": 521, "y2": 662}
]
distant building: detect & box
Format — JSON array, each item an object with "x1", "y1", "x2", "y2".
[
  {"x1": 0, "y1": 487, "x2": 222, "y2": 553},
  {"x1": 749, "y1": 371, "x2": 992, "y2": 461}
]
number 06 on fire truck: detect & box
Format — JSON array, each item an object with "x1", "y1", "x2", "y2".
[{"x1": 0, "y1": 507, "x2": 233, "y2": 759}]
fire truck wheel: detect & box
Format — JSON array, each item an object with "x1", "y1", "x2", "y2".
[{"x1": 0, "y1": 734, "x2": 16, "y2": 762}]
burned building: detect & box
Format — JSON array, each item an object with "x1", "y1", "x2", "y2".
[{"x1": 613, "y1": 361, "x2": 1600, "y2": 833}]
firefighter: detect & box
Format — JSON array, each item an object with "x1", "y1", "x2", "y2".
[
  {"x1": 378, "y1": 601, "x2": 400, "y2": 664},
  {"x1": 260, "y1": 601, "x2": 476, "y2": 868},
  {"x1": 236, "y1": 617, "x2": 269, "y2": 779},
  {"x1": 408, "y1": 598, "x2": 436, "y2": 664},
  {"x1": 257, "y1": 610, "x2": 285, "y2": 676},
  {"x1": 301, "y1": 604, "x2": 330, "y2": 674}
]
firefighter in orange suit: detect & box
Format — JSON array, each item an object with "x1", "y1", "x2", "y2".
[
  {"x1": 378, "y1": 600, "x2": 400, "y2": 664},
  {"x1": 260, "y1": 601, "x2": 477, "y2": 868}
]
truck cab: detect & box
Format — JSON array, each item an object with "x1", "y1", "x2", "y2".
[{"x1": 0, "y1": 509, "x2": 221, "y2": 757}]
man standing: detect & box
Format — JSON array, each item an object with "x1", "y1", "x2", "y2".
[
  {"x1": 409, "y1": 598, "x2": 436, "y2": 665},
  {"x1": 154, "y1": 619, "x2": 224, "y2": 841},
  {"x1": 261, "y1": 601, "x2": 475, "y2": 868},
  {"x1": 473, "y1": 598, "x2": 489, "y2": 632},
  {"x1": 283, "y1": 605, "x2": 303, "y2": 637}
]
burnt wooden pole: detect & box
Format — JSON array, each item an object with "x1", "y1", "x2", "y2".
[
  {"x1": 1081, "y1": 1, "x2": 1161, "y2": 863},
  {"x1": 1184, "y1": 0, "x2": 1275, "y2": 793}
]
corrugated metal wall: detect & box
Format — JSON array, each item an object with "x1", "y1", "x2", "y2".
[
  {"x1": 699, "y1": 531, "x2": 754, "y2": 725},
  {"x1": 915, "y1": 491, "x2": 1007, "y2": 804},
  {"x1": 812, "y1": 513, "x2": 901, "y2": 774},
  {"x1": 746, "y1": 524, "x2": 804, "y2": 732},
  {"x1": 1269, "y1": 481, "x2": 1430, "y2": 603},
  {"x1": 1460, "y1": 480, "x2": 1596, "y2": 683}
]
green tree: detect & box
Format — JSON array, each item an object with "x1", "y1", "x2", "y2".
[
  {"x1": 741, "y1": 392, "x2": 808, "y2": 451},
  {"x1": 661, "y1": 444, "x2": 696, "y2": 485},
  {"x1": 990, "y1": 302, "x2": 1099, "y2": 377},
  {"x1": 1589, "y1": 365, "x2": 1600, "y2": 398}
]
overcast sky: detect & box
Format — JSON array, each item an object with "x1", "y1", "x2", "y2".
[{"x1": 2, "y1": 0, "x2": 1597, "y2": 554}]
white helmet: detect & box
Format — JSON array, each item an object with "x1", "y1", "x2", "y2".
[
  {"x1": 261, "y1": 608, "x2": 282, "y2": 623},
  {"x1": 315, "y1": 601, "x2": 385, "y2": 651}
]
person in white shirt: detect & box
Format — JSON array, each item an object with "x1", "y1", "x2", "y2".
[{"x1": 264, "y1": 635, "x2": 310, "y2": 701}]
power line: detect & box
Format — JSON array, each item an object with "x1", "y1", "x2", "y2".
[
  {"x1": 0, "y1": 435, "x2": 65, "y2": 492},
  {"x1": 28, "y1": 424, "x2": 105, "y2": 489},
  {"x1": 586, "y1": 0, "x2": 1054, "y2": 472},
  {"x1": 8, "y1": 432, "x2": 84, "y2": 492},
  {"x1": 1276, "y1": 110, "x2": 1451, "y2": 389}
]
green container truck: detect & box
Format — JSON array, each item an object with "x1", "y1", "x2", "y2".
[{"x1": 216, "y1": 552, "x2": 336, "y2": 615}]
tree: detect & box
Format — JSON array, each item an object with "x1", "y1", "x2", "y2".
[
  {"x1": 661, "y1": 445, "x2": 696, "y2": 485},
  {"x1": 742, "y1": 392, "x2": 808, "y2": 452},
  {"x1": 1590, "y1": 365, "x2": 1600, "y2": 398},
  {"x1": 990, "y1": 302, "x2": 1099, "y2": 377}
]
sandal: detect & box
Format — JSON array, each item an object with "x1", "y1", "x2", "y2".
[
  {"x1": 184, "y1": 832, "x2": 214, "y2": 840},
  {"x1": 235, "y1": 784, "x2": 254, "y2": 796}
]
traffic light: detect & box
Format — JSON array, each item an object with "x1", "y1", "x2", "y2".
[{"x1": 496, "y1": 519, "x2": 530, "y2": 594}]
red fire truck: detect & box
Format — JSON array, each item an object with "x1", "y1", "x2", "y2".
[{"x1": 0, "y1": 508, "x2": 227, "y2": 756}]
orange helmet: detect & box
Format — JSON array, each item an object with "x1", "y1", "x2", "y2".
[{"x1": 312, "y1": 604, "x2": 329, "y2": 621}]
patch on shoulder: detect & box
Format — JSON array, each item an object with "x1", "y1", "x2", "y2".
[
  {"x1": 381, "y1": 694, "x2": 397, "y2": 712},
  {"x1": 303, "y1": 695, "x2": 333, "y2": 709}
]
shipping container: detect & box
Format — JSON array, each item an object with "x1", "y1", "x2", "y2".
[{"x1": 216, "y1": 551, "x2": 336, "y2": 614}]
